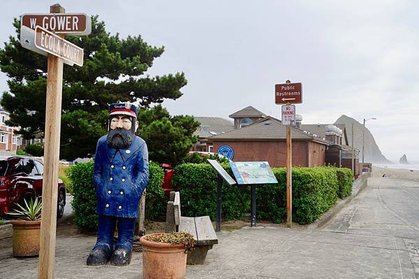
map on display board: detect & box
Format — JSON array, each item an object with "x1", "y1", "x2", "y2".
[{"x1": 229, "y1": 161, "x2": 278, "y2": 185}]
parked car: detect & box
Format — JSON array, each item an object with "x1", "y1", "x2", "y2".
[{"x1": 0, "y1": 156, "x2": 66, "y2": 219}]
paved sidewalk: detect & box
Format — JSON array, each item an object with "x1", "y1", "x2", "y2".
[
  {"x1": 1, "y1": 222, "x2": 416, "y2": 279},
  {"x1": 2, "y1": 175, "x2": 416, "y2": 278}
]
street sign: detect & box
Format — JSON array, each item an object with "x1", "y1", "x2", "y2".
[
  {"x1": 275, "y1": 82, "x2": 302, "y2": 104},
  {"x1": 281, "y1": 104, "x2": 295, "y2": 126},
  {"x1": 21, "y1": 13, "x2": 91, "y2": 35},
  {"x1": 34, "y1": 26, "x2": 84, "y2": 66}
]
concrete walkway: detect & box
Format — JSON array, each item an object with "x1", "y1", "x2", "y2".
[{"x1": 1, "y1": 175, "x2": 418, "y2": 278}]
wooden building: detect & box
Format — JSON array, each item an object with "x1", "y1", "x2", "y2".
[{"x1": 209, "y1": 116, "x2": 329, "y2": 167}]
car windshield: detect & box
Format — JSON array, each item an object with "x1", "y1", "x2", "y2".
[{"x1": 0, "y1": 161, "x2": 7, "y2": 176}]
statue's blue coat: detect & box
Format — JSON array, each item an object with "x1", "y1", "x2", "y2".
[{"x1": 93, "y1": 135, "x2": 149, "y2": 218}]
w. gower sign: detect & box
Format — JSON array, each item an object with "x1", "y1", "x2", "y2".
[{"x1": 21, "y1": 13, "x2": 91, "y2": 35}]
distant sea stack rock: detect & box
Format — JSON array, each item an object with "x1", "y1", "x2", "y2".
[{"x1": 399, "y1": 154, "x2": 409, "y2": 164}]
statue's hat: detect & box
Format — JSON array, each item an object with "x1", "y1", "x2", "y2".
[{"x1": 109, "y1": 103, "x2": 137, "y2": 118}]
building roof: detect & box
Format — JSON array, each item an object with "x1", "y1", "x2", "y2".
[
  {"x1": 194, "y1": 117, "x2": 234, "y2": 138},
  {"x1": 228, "y1": 106, "x2": 267, "y2": 118},
  {"x1": 209, "y1": 116, "x2": 328, "y2": 144},
  {"x1": 300, "y1": 123, "x2": 348, "y2": 144}
]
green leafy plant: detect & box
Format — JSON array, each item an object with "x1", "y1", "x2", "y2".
[
  {"x1": 145, "y1": 161, "x2": 166, "y2": 220},
  {"x1": 8, "y1": 197, "x2": 42, "y2": 221}
]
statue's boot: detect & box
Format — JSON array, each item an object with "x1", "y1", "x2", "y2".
[
  {"x1": 110, "y1": 247, "x2": 132, "y2": 266},
  {"x1": 86, "y1": 245, "x2": 112, "y2": 266},
  {"x1": 110, "y1": 217, "x2": 136, "y2": 266}
]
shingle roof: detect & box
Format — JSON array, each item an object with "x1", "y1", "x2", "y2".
[
  {"x1": 300, "y1": 124, "x2": 345, "y2": 139},
  {"x1": 228, "y1": 106, "x2": 267, "y2": 118},
  {"x1": 194, "y1": 117, "x2": 234, "y2": 138},
  {"x1": 209, "y1": 117, "x2": 328, "y2": 143}
]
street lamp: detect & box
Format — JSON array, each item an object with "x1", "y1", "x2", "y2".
[{"x1": 362, "y1": 117, "x2": 376, "y2": 164}]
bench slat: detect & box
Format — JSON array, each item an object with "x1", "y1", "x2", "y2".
[
  {"x1": 179, "y1": 216, "x2": 197, "y2": 240},
  {"x1": 194, "y1": 216, "x2": 218, "y2": 246}
]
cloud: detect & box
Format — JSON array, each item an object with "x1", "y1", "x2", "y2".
[{"x1": 1, "y1": 0, "x2": 419, "y2": 161}]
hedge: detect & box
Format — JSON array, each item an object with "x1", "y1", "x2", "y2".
[
  {"x1": 70, "y1": 161, "x2": 353, "y2": 230},
  {"x1": 69, "y1": 161, "x2": 165, "y2": 231},
  {"x1": 336, "y1": 167, "x2": 353, "y2": 199},
  {"x1": 171, "y1": 163, "x2": 250, "y2": 220},
  {"x1": 69, "y1": 162, "x2": 97, "y2": 231}
]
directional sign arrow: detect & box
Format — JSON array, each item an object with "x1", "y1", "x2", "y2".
[
  {"x1": 282, "y1": 98, "x2": 296, "y2": 102},
  {"x1": 274, "y1": 82, "x2": 303, "y2": 104}
]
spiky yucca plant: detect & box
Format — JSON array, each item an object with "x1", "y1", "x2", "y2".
[{"x1": 8, "y1": 197, "x2": 42, "y2": 221}]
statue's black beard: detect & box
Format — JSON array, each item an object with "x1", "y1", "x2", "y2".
[{"x1": 107, "y1": 128, "x2": 134, "y2": 149}]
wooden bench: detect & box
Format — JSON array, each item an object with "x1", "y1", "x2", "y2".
[{"x1": 165, "y1": 191, "x2": 218, "y2": 265}]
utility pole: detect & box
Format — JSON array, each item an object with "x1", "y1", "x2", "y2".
[{"x1": 362, "y1": 117, "x2": 376, "y2": 165}]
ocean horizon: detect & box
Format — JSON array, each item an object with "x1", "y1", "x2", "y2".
[{"x1": 374, "y1": 163, "x2": 419, "y2": 171}]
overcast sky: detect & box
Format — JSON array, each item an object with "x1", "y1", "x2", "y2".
[{"x1": 2, "y1": 0, "x2": 419, "y2": 163}]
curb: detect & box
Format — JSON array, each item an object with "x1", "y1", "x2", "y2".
[{"x1": 0, "y1": 222, "x2": 12, "y2": 240}]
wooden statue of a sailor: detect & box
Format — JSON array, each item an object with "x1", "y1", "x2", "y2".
[{"x1": 87, "y1": 102, "x2": 149, "y2": 266}]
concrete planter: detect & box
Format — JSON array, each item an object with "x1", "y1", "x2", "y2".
[{"x1": 11, "y1": 219, "x2": 41, "y2": 257}]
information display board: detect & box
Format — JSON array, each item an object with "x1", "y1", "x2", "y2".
[
  {"x1": 207, "y1": 159, "x2": 236, "y2": 185},
  {"x1": 229, "y1": 161, "x2": 278, "y2": 185}
]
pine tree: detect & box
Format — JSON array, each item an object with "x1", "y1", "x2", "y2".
[{"x1": 0, "y1": 16, "x2": 188, "y2": 160}]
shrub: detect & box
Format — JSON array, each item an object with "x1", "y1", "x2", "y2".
[
  {"x1": 256, "y1": 168, "x2": 287, "y2": 223},
  {"x1": 336, "y1": 168, "x2": 353, "y2": 198},
  {"x1": 59, "y1": 164, "x2": 73, "y2": 194},
  {"x1": 256, "y1": 167, "x2": 342, "y2": 224},
  {"x1": 24, "y1": 144, "x2": 44, "y2": 156},
  {"x1": 69, "y1": 162, "x2": 97, "y2": 231},
  {"x1": 289, "y1": 167, "x2": 338, "y2": 224},
  {"x1": 145, "y1": 161, "x2": 165, "y2": 220},
  {"x1": 16, "y1": 148, "x2": 28, "y2": 155},
  {"x1": 171, "y1": 163, "x2": 249, "y2": 220},
  {"x1": 69, "y1": 161, "x2": 165, "y2": 231}
]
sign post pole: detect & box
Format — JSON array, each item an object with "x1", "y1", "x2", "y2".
[
  {"x1": 286, "y1": 124, "x2": 292, "y2": 228},
  {"x1": 38, "y1": 4, "x2": 64, "y2": 279},
  {"x1": 18, "y1": 5, "x2": 88, "y2": 278},
  {"x1": 216, "y1": 174, "x2": 223, "y2": 232},
  {"x1": 275, "y1": 80, "x2": 303, "y2": 228},
  {"x1": 38, "y1": 5, "x2": 64, "y2": 278}
]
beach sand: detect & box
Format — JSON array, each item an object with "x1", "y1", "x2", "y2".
[{"x1": 372, "y1": 166, "x2": 419, "y2": 182}]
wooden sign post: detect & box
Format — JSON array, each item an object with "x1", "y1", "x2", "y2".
[
  {"x1": 19, "y1": 4, "x2": 90, "y2": 278},
  {"x1": 286, "y1": 124, "x2": 292, "y2": 228},
  {"x1": 275, "y1": 80, "x2": 303, "y2": 228},
  {"x1": 38, "y1": 5, "x2": 64, "y2": 279}
]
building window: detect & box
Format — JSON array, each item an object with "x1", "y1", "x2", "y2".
[
  {"x1": 13, "y1": 135, "x2": 17, "y2": 144},
  {"x1": 0, "y1": 134, "x2": 7, "y2": 143},
  {"x1": 240, "y1": 117, "x2": 253, "y2": 128},
  {"x1": 1, "y1": 115, "x2": 4, "y2": 124},
  {"x1": 208, "y1": 145, "x2": 214, "y2": 153}
]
